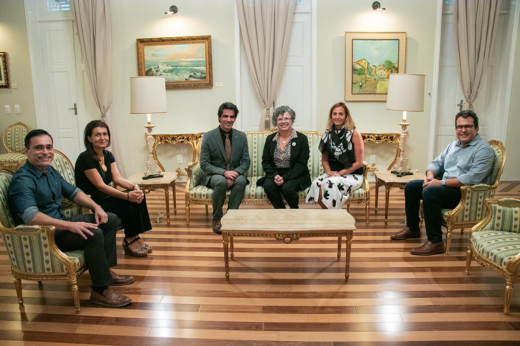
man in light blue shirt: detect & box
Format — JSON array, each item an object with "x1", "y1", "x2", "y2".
[{"x1": 390, "y1": 111, "x2": 495, "y2": 256}]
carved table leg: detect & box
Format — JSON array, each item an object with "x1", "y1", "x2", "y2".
[
  {"x1": 375, "y1": 179, "x2": 379, "y2": 213},
  {"x1": 230, "y1": 236, "x2": 234, "y2": 260},
  {"x1": 465, "y1": 246, "x2": 472, "y2": 275},
  {"x1": 165, "y1": 186, "x2": 170, "y2": 226},
  {"x1": 337, "y1": 236, "x2": 342, "y2": 261},
  {"x1": 504, "y1": 277, "x2": 514, "y2": 314},
  {"x1": 171, "y1": 182, "x2": 177, "y2": 215},
  {"x1": 385, "y1": 186, "x2": 390, "y2": 225},
  {"x1": 345, "y1": 232, "x2": 353, "y2": 280},
  {"x1": 223, "y1": 232, "x2": 230, "y2": 281}
]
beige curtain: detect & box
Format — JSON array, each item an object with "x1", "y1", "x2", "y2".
[
  {"x1": 73, "y1": 0, "x2": 124, "y2": 175},
  {"x1": 236, "y1": 0, "x2": 296, "y2": 130},
  {"x1": 454, "y1": 0, "x2": 502, "y2": 111}
]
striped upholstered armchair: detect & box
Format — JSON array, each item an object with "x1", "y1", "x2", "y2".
[
  {"x1": 465, "y1": 198, "x2": 520, "y2": 314},
  {"x1": 0, "y1": 122, "x2": 29, "y2": 172},
  {"x1": 442, "y1": 140, "x2": 506, "y2": 255},
  {"x1": 0, "y1": 149, "x2": 89, "y2": 312}
]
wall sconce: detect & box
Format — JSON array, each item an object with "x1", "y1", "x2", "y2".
[
  {"x1": 372, "y1": 1, "x2": 386, "y2": 10},
  {"x1": 165, "y1": 5, "x2": 178, "y2": 15}
]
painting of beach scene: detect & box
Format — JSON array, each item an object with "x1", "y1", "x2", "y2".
[
  {"x1": 137, "y1": 36, "x2": 212, "y2": 89},
  {"x1": 345, "y1": 32, "x2": 406, "y2": 102}
]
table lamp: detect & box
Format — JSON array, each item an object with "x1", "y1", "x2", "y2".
[
  {"x1": 386, "y1": 74, "x2": 425, "y2": 177},
  {"x1": 130, "y1": 76, "x2": 167, "y2": 179}
]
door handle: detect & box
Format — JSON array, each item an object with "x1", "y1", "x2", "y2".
[{"x1": 69, "y1": 103, "x2": 77, "y2": 115}]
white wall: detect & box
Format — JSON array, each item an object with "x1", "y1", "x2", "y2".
[
  {"x1": 0, "y1": 0, "x2": 37, "y2": 153},
  {"x1": 110, "y1": 0, "x2": 236, "y2": 176},
  {"x1": 316, "y1": 0, "x2": 439, "y2": 172}
]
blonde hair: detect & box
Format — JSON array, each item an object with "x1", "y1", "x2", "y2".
[{"x1": 326, "y1": 102, "x2": 355, "y2": 131}]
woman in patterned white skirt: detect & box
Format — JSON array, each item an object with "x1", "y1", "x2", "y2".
[{"x1": 306, "y1": 102, "x2": 364, "y2": 209}]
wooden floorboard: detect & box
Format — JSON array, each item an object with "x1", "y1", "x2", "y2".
[{"x1": 1, "y1": 181, "x2": 520, "y2": 345}]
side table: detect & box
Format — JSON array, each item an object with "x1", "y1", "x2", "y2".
[
  {"x1": 128, "y1": 172, "x2": 178, "y2": 226},
  {"x1": 374, "y1": 171, "x2": 426, "y2": 225}
]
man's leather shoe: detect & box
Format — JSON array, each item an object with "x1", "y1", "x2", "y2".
[
  {"x1": 410, "y1": 240, "x2": 445, "y2": 256},
  {"x1": 110, "y1": 270, "x2": 135, "y2": 286},
  {"x1": 212, "y1": 219, "x2": 222, "y2": 235},
  {"x1": 90, "y1": 287, "x2": 132, "y2": 308},
  {"x1": 390, "y1": 226, "x2": 421, "y2": 240}
]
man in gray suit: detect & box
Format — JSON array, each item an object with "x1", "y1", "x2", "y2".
[{"x1": 200, "y1": 102, "x2": 251, "y2": 234}]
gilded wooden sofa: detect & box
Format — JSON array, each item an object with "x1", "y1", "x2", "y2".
[
  {"x1": 442, "y1": 140, "x2": 506, "y2": 255},
  {"x1": 0, "y1": 149, "x2": 88, "y2": 312},
  {"x1": 465, "y1": 198, "x2": 520, "y2": 314},
  {"x1": 185, "y1": 131, "x2": 370, "y2": 225},
  {"x1": 0, "y1": 122, "x2": 28, "y2": 172}
]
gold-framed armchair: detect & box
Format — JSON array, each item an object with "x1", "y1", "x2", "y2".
[
  {"x1": 0, "y1": 149, "x2": 89, "y2": 312},
  {"x1": 443, "y1": 140, "x2": 506, "y2": 255},
  {"x1": 465, "y1": 198, "x2": 520, "y2": 314},
  {"x1": 0, "y1": 122, "x2": 28, "y2": 172}
]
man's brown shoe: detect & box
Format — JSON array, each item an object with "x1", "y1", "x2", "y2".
[
  {"x1": 410, "y1": 240, "x2": 445, "y2": 256},
  {"x1": 212, "y1": 219, "x2": 222, "y2": 235},
  {"x1": 90, "y1": 287, "x2": 132, "y2": 308},
  {"x1": 110, "y1": 270, "x2": 135, "y2": 286},
  {"x1": 390, "y1": 227, "x2": 421, "y2": 240}
]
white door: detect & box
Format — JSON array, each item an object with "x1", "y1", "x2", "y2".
[
  {"x1": 239, "y1": 0, "x2": 313, "y2": 131},
  {"x1": 25, "y1": 0, "x2": 86, "y2": 161},
  {"x1": 39, "y1": 21, "x2": 81, "y2": 160}
]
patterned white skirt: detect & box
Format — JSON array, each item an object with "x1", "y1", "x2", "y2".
[{"x1": 305, "y1": 174, "x2": 363, "y2": 209}]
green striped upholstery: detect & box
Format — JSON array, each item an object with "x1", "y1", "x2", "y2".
[
  {"x1": 0, "y1": 172, "x2": 15, "y2": 228},
  {"x1": 188, "y1": 132, "x2": 365, "y2": 205},
  {"x1": 4, "y1": 124, "x2": 27, "y2": 153},
  {"x1": 2, "y1": 228, "x2": 85, "y2": 274},
  {"x1": 51, "y1": 152, "x2": 76, "y2": 186},
  {"x1": 442, "y1": 187, "x2": 495, "y2": 223},
  {"x1": 489, "y1": 144, "x2": 504, "y2": 185},
  {"x1": 471, "y1": 231, "x2": 520, "y2": 269},
  {"x1": 482, "y1": 204, "x2": 520, "y2": 233},
  {"x1": 0, "y1": 153, "x2": 26, "y2": 166}
]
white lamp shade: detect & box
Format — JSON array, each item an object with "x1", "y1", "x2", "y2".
[
  {"x1": 130, "y1": 77, "x2": 167, "y2": 114},
  {"x1": 386, "y1": 74, "x2": 425, "y2": 112}
]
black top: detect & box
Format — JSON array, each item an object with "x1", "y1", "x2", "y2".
[
  {"x1": 75, "y1": 150, "x2": 115, "y2": 203},
  {"x1": 219, "y1": 127, "x2": 233, "y2": 146}
]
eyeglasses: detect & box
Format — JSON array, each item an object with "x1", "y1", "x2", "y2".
[
  {"x1": 456, "y1": 125, "x2": 474, "y2": 130},
  {"x1": 277, "y1": 117, "x2": 292, "y2": 123}
]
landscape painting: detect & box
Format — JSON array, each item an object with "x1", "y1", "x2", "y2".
[
  {"x1": 137, "y1": 36, "x2": 212, "y2": 89},
  {"x1": 345, "y1": 32, "x2": 406, "y2": 102}
]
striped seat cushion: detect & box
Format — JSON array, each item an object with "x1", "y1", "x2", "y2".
[
  {"x1": 482, "y1": 204, "x2": 520, "y2": 233},
  {"x1": 471, "y1": 231, "x2": 520, "y2": 269}
]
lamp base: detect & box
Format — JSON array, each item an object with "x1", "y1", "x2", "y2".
[
  {"x1": 142, "y1": 174, "x2": 164, "y2": 180},
  {"x1": 391, "y1": 170, "x2": 413, "y2": 177}
]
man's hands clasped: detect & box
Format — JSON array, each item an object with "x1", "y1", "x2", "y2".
[{"x1": 224, "y1": 170, "x2": 239, "y2": 188}]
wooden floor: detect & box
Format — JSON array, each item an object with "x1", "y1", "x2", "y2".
[{"x1": 1, "y1": 181, "x2": 520, "y2": 345}]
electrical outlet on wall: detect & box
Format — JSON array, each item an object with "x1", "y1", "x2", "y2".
[
  {"x1": 177, "y1": 155, "x2": 183, "y2": 163},
  {"x1": 4, "y1": 105, "x2": 11, "y2": 114},
  {"x1": 14, "y1": 105, "x2": 20, "y2": 113},
  {"x1": 370, "y1": 155, "x2": 376, "y2": 164}
]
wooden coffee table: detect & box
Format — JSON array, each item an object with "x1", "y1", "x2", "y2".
[
  {"x1": 220, "y1": 209, "x2": 356, "y2": 281},
  {"x1": 128, "y1": 172, "x2": 178, "y2": 226},
  {"x1": 374, "y1": 170, "x2": 426, "y2": 225}
]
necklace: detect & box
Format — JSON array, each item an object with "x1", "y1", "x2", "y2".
[{"x1": 99, "y1": 155, "x2": 107, "y2": 172}]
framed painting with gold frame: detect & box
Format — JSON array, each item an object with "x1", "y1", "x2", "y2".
[
  {"x1": 136, "y1": 36, "x2": 213, "y2": 89},
  {"x1": 0, "y1": 52, "x2": 9, "y2": 89},
  {"x1": 345, "y1": 32, "x2": 406, "y2": 102}
]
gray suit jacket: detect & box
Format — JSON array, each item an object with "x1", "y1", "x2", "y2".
[{"x1": 199, "y1": 127, "x2": 251, "y2": 186}]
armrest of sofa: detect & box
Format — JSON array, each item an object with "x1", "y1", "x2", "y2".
[
  {"x1": 446, "y1": 184, "x2": 496, "y2": 224},
  {"x1": 185, "y1": 161, "x2": 207, "y2": 190}
]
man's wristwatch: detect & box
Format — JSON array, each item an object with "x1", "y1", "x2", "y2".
[{"x1": 441, "y1": 178, "x2": 446, "y2": 186}]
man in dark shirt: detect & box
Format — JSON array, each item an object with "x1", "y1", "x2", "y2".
[
  {"x1": 199, "y1": 102, "x2": 251, "y2": 234},
  {"x1": 8, "y1": 129, "x2": 133, "y2": 307}
]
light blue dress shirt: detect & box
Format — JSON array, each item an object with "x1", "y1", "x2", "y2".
[{"x1": 426, "y1": 134, "x2": 495, "y2": 185}]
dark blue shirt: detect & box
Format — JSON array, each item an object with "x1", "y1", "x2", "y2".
[{"x1": 8, "y1": 161, "x2": 81, "y2": 225}]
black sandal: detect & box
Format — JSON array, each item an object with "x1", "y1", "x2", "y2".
[{"x1": 122, "y1": 237, "x2": 147, "y2": 257}]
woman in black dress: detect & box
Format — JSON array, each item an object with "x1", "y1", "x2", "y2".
[
  {"x1": 75, "y1": 120, "x2": 152, "y2": 257},
  {"x1": 258, "y1": 106, "x2": 311, "y2": 208}
]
